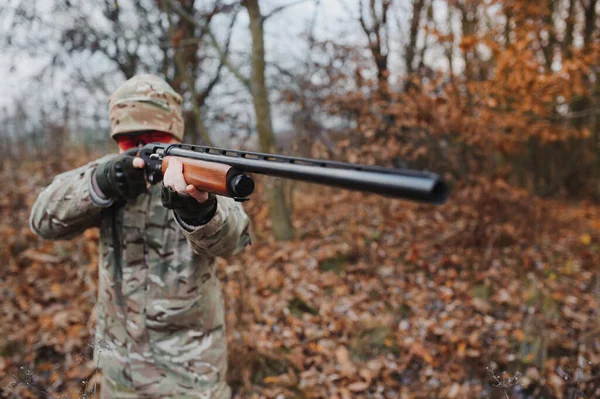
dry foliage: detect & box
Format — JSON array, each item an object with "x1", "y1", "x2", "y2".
[
  {"x1": 1, "y1": 1, "x2": 599, "y2": 398},
  {"x1": 1, "y1": 151, "x2": 600, "y2": 399}
]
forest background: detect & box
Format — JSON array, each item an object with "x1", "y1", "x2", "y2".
[{"x1": 1, "y1": 0, "x2": 600, "y2": 398}]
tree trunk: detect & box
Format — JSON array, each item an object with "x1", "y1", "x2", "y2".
[
  {"x1": 562, "y1": 0, "x2": 575, "y2": 57},
  {"x1": 582, "y1": 0, "x2": 597, "y2": 47},
  {"x1": 245, "y1": 0, "x2": 294, "y2": 241},
  {"x1": 405, "y1": 0, "x2": 425, "y2": 77},
  {"x1": 540, "y1": 0, "x2": 557, "y2": 71},
  {"x1": 172, "y1": 0, "x2": 200, "y2": 143}
]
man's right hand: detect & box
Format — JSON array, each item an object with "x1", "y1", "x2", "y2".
[{"x1": 94, "y1": 150, "x2": 147, "y2": 201}]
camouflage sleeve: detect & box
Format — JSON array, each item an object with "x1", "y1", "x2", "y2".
[
  {"x1": 174, "y1": 195, "x2": 251, "y2": 257},
  {"x1": 29, "y1": 155, "x2": 116, "y2": 240}
]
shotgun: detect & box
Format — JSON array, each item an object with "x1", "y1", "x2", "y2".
[{"x1": 138, "y1": 143, "x2": 449, "y2": 204}]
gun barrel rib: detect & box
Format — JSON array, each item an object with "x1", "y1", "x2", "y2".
[{"x1": 163, "y1": 144, "x2": 448, "y2": 204}]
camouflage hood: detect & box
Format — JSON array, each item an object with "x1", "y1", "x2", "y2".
[{"x1": 108, "y1": 74, "x2": 185, "y2": 141}]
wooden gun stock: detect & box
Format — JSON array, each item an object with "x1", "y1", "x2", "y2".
[{"x1": 161, "y1": 156, "x2": 255, "y2": 200}]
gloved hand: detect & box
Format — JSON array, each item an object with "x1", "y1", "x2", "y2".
[
  {"x1": 161, "y1": 158, "x2": 217, "y2": 226},
  {"x1": 94, "y1": 149, "x2": 147, "y2": 201},
  {"x1": 161, "y1": 184, "x2": 217, "y2": 226}
]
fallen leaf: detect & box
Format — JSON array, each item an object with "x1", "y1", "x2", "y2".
[
  {"x1": 580, "y1": 234, "x2": 592, "y2": 245},
  {"x1": 347, "y1": 381, "x2": 370, "y2": 392},
  {"x1": 335, "y1": 346, "x2": 357, "y2": 377}
]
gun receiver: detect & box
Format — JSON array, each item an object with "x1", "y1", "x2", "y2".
[{"x1": 139, "y1": 143, "x2": 448, "y2": 204}]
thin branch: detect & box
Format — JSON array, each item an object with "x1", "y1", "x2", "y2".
[
  {"x1": 370, "y1": 0, "x2": 381, "y2": 50},
  {"x1": 262, "y1": 0, "x2": 310, "y2": 22},
  {"x1": 206, "y1": 31, "x2": 251, "y2": 89},
  {"x1": 197, "y1": 6, "x2": 240, "y2": 105},
  {"x1": 266, "y1": 61, "x2": 297, "y2": 79},
  {"x1": 358, "y1": 0, "x2": 374, "y2": 48},
  {"x1": 164, "y1": 0, "x2": 250, "y2": 89}
]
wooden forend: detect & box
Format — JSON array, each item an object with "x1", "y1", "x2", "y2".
[{"x1": 162, "y1": 156, "x2": 232, "y2": 197}]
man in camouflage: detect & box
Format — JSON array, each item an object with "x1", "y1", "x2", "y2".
[{"x1": 29, "y1": 74, "x2": 251, "y2": 398}]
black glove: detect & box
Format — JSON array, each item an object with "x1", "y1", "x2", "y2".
[
  {"x1": 161, "y1": 184, "x2": 218, "y2": 226},
  {"x1": 94, "y1": 149, "x2": 147, "y2": 201}
]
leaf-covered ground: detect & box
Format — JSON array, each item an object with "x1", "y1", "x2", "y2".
[{"x1": 1, "y1": 154, "x2": 600, "y2": 399}]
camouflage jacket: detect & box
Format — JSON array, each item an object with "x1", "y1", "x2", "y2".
[{"x1": 29, "y1": 155, "x2": 251, "y2": 398}]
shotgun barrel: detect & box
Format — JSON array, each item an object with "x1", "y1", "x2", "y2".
[{"x1": 139, "y1": 143, "x2": 448, "y2": 205}]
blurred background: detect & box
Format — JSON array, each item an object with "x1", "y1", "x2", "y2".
[{"x1": 1, "y1": 0, "x2": 599, "y2": 397}]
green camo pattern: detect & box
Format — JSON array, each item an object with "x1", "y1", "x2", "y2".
[{"x1": 29, "y1": 157, "x2": 251, "y2": 398}]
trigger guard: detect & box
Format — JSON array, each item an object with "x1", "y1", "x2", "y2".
[{"x1": 147, "y1": 170, "x2": 163, "y2": 184}]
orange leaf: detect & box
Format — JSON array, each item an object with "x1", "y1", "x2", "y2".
[
  {"x1": 514, "y1": 329, "x2": 525, "y2": 343},
  {"x1": 263, "y1": 376, "x2": 281, "y2": 384},
  {"x1": 457, "y1": 342, "x2": 467, "y2": 356},
  {"x1": 50, "y1": 283, "x2": 63, "y2": 297}
]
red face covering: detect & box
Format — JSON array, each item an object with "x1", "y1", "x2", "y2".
[{"x1": 115, "y1": 131, "x2": 174, "y2": 152}]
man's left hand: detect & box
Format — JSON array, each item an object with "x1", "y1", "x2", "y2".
[
  {"x1": 162, "y1": 158, "x2": 209, "y2": 203},
  {"x1": 160, "y1": 158, "x2": 218, "y2": 227}
]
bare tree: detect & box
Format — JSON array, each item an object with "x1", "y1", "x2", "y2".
[
  {"x1": 357, "y1": 0, "x2": 391, "y2": 98},
  {"x1": 3, "y1": 0, "x2": 232, "y2": 145},
  {"x1": 404, "y1": 0, "x2": 426, "y2": 76},
  {"x1": 161, "y1": 0, "x2": 238, "y2": 144},
  {"x1": 244, "y1": 0, "x2": 294, "y2": 240},
  {"x1": 167, "y1": 0, "x2": 302, "y2": 240}
]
